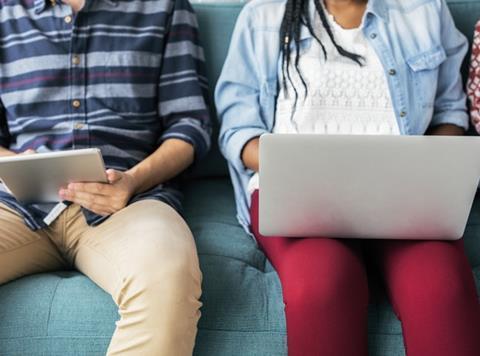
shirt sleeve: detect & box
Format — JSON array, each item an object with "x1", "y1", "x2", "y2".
[
  {"x1": 215, "y1": 4, "x2": 269, "y2": 175},
  {"x1": 467, "y1": 20, "x2": 480, "y2": 133},
  {"x1": 157, "y1": 0, "x2": 211, "y2": 161},
  {"x1": 430, "y1": 0, "x2": 470, "y2": 130},
  {"x1": 0, "y1": 102, "x2": 10, "y2": 148}
]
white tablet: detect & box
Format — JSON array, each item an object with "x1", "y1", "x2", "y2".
[{"x1": 0, "y1": 148, "x2": 107, "y2": 203}]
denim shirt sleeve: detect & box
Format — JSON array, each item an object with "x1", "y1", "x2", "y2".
[
  {"x1": 430, "y1": 0, "x2": 469, "y2": 130},
  {"x1": 215, "y1": 4, "x2": 269, "y2": 175}
]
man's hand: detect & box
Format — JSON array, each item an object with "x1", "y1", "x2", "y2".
[
  {"x1": 59, "y1": 138, "x2": 195, "y2": 216},
  {"x1": 0, "y1": 148, "x2": 35, "y2": 157},
  {"x1": 59, "y1": 169, "x2": 138, "y2": 216},
  {"x1": 20, "y1": 149, "x2": 36, "y2": 155}
]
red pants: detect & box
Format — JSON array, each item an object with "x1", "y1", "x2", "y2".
[{"x1": 250, "y1": 191, "x2": 480, "y2": 356}]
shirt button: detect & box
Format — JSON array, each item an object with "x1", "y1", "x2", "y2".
[
  {"x1": 370, "y1": 33, "x2": 377, "y2": 39},
  {"x1": 389, "y1": 69, "x2": 397, "y2": 76},
  {"x1": 74, "y1": 122, "x2": 85, "y2": 130},
  {"x1": 72, "y1": 55, "x2": 80, "y2": 65},
  {"x1": 400, "y1": 111, "x2": 407, "y2": 117},
  {"x1": 64, "y1": 16, "x2": 72, "y2": 24},
  {"x1": 72, "y1": 100, "x2": 81, "y2": 108}
]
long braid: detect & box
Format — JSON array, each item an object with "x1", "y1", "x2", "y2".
[
  {"x1": 279, "y1": 0, "x2": 294, "y2": 93},
  {"x1": 301, "y1": 0, "x2": 327, "y2": 61},
  {"x1": 312, "y1": 0, "x2": 364, "y2": 65},
  {"x1": 293, "y1": 0, "x2": 306, "y2": 96},
  {"x1": 278, "y1": 0, "x2": 365, "y2": 126},
  {"x1": 278, "y1": 0, "x2": 303, "y2": 129}
]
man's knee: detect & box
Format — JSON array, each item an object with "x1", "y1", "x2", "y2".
[
  {"x1": 120, "y1": 201, "x2": 194, "y2": 244},
  {"x1": 116, "y1": 223, "x2": 201, "y2": 307}
]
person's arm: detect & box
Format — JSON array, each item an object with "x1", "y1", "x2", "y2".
[
  {"x1": 153, "y1": 0, "x2": 211, "y2": 162},
  {"x1": 60, "y1": 138, "x2": 194, "y2": 216},
  {"x1": 60, "y1": 0, "x2": 211, "y2": 216},
  {"x1": 216, "y1": 3, "x2": 268, "y2": 176},
  {"x1": 241, "y1": 137, "x2": 260, "y2": 172},
  {"x1": 426, "y1": 124, "x2": 465, "y2": 136},
  {"x1": 427, "y1": 0, "x2": 470, "y2": 133},
  {"x1": 0, "y1": 147, "x2": 15, "y2": 157}
]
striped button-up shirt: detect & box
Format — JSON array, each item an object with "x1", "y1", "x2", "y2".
[{"x1": 0, "y1": 0, "x2": 211, "y2": 230}]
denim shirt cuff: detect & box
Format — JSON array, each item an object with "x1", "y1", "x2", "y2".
[
  {"x1": 431, "y1": 111, "x2": 469, "y2": 131},
  {"x1": 224, "y1": 127, "x2": 268, "y2": 175}
]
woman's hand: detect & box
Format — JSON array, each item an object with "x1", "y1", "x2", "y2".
[
  {"x1": 242, "y1": 137, "x2": 260, "y2": 172},
  {"x1": 426, "y1": 124, "x2": 465, "y2": 136},
  {"x1": 59, "y1": 169, "x2": 138, "y2": 216}
]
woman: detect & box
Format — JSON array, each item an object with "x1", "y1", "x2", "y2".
[{"x1": 216, "y1": 0, "x2": 480, "y2": 355}]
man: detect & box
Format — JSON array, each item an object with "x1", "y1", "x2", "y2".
[{"x1": 0, "y1": 0, "x2": 211, "y2": 355}]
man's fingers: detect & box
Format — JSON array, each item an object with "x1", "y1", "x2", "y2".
[
  {"x1": 68, "y1": 182, "x2": 113, "y2": 196},
  {"x1": 20, "y1": 149, "x2": 36, "y2": 155},
  {"x1": 106, "y1": 169, "x2": 122, "y2": 184},
  {"x1": 59, "y1": 189, "x2": 110, "y2": 208}
]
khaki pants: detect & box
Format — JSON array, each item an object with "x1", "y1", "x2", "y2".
[{"x1": 0, "y1": 200, "x2": 202, "y2": 356}]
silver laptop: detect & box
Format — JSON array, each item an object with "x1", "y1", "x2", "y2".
[{"x1": 259, "y1": 134, "x2": 480, "y2": 240}]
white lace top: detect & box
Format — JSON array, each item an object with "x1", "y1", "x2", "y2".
[{"x1": 248, "y1": 8, "x2": 400, "y2": 194}]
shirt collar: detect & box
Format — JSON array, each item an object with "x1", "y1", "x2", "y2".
[
  {"x1": 365, "y1": 0, "x2": 389, "y2": 23},
  {"x1": 300, "y1": 0, "x2": 388, "y2": 40},
  {"x1": 34, "y1": 0, "x2": 118, "y2": 14}
]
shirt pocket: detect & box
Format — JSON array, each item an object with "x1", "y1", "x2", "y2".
[
  {"x1": 259, "y1": 79, "x2": 278, "y2": 129},
  {"x1": 406, "y1": 45, "x2": 447, "y2": 108}
]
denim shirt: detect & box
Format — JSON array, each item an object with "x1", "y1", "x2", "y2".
[{"x1": 215, "y1": 0, "x2": 469, "y2": 233}]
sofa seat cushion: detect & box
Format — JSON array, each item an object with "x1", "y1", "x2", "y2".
[
  {"x1": 0, "y1": 272, "x2": 116, "y2": 355},
  {"x1": 0, "y1": 178, "x2": 478, "y2": 356}
]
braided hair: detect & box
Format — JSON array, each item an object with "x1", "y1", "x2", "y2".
[{"x1": 279, "y1": 0, "x2": 365, "y2": 122}]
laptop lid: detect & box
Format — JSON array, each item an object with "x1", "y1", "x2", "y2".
[{"x1": 259, "y1": 134, "x2": 480, "y2": 240}]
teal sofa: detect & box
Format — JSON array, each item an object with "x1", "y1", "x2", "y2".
[{"x1": 1, "y1": 1, "x2": 479, "y2": 355}]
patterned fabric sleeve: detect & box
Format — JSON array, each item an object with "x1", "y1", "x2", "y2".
[
  {"x1": 467, "y1": 20, "x2": 480, "y2": 133},
  {"x1": 157, "y1": 0, "x2": 212, "y2": 161}
]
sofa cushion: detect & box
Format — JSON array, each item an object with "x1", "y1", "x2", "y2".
[
  {"x1": 0, "y1": 178, "x2": 478, "y2": 355},
  {"x1": 0, "y1": 272, "x2": 116, "y2": 355}
]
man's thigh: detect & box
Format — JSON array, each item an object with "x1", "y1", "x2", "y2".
[
  {"x1": 71, "y1": 200, "x2": 201, "y2": 297},
  {"x1": 0, "y1": 203, "x2": 67, "y2": 284}
]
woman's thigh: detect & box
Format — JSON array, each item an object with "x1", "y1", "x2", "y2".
[
  {"x1": 250, "y1": 190, "x2": 368, "y2": 300},
  {"x1": 371, "y1": 239, "x2": 480, "y2": 356}
]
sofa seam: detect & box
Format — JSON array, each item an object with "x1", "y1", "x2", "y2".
[
  {"x1": 199, "y1": 252, "x2": 267, "y2": 271},
  {"x1": 188, "y1": 218, "x2": 241, "y2": 227},
  {"x1": 45, "y1": 277, "x2": 62, "y2": 337}
]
